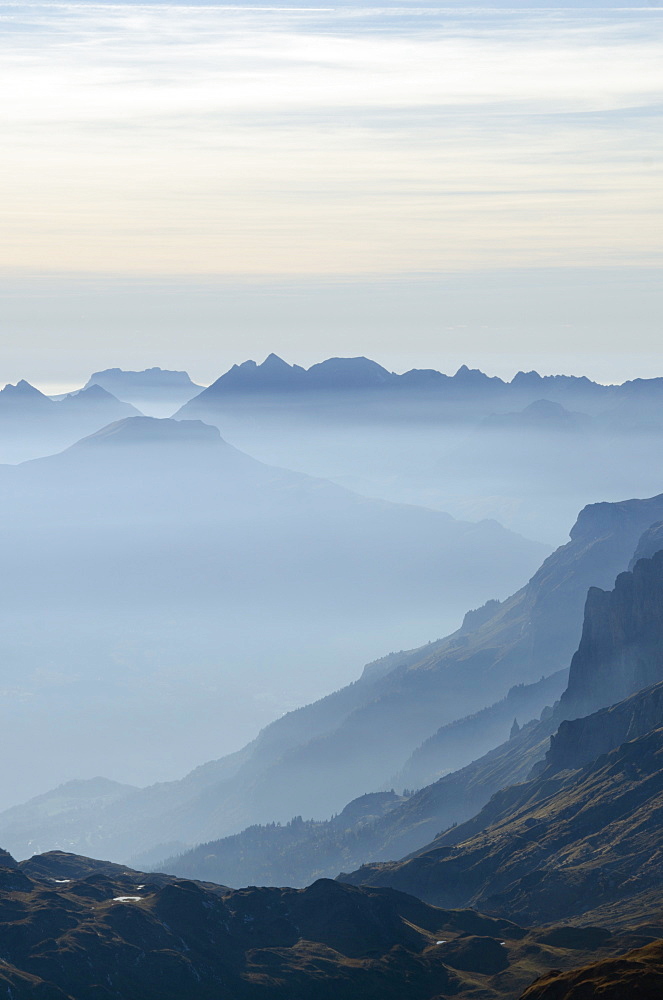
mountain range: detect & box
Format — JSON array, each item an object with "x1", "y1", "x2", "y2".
[
  {"x1": 8, "y1": 356, "x2": 663, "y2": 543},
  {"x1": 3, "y1": 362, "x2": 663, "y2": 996},
  {"x1": 0, "y1": 379, "x2": 139, "y2": 463},
  {"x1": 155, "y1": 548, "x2": 663, "y2": 892},
  {"x1": 4, "y1": 488, "x2": 663, "y2": 871},
  {"x1": 0, "y1": 414, "x2": 545, "y2": 806},
  {"x1": 173, "y1": 356, "x2": 663, "y2": 543},
  {"x1": 83, "y1": 366, "x2": 203, "y2": 416}
]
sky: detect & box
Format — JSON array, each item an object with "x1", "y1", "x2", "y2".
[{"x1": 0, "y1": 1, "x2": 661, "y2": 389}]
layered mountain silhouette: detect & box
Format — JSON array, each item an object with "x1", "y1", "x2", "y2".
[
  {"x1": 116, "y1": 545, "x2": 663, "y2": 891},
  {"x1": 178, "y1": 355, "x2": 663, "y2": 411},
  {"x1": 339, "y1": 551, "x2": 663, "y2": 928},
  {"x1": 84, "y1": 366, "x2": 203, "y2": 415},
  {"x1": 174, "y1": 356, "x2": 663, "y2": 543},
  {"x1": 3, "y1": 364, "x2": 663, "y2": 998},
  {"x1": 0, "y1": 415, "x2": 546, "y2": 806},
  {"x1": 0, "y1": 379, "x2": 139, "y2": 462},
  {"x1": 4, "y1": 489, "x2": 663, "y2": 867}
]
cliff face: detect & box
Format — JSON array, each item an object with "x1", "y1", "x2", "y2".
[
  {"x1": 548, "y1": 680, "x2": 663, "y2": 774},
  {"x1": 561, "y1": 550, "x2": 663, "y2": 719},
  {"x1": 630, "y1": 520, "x2": 663, "y2": 567},
  {"x1": 339, "y1": 545, "x2": 663, "y2": 926}
]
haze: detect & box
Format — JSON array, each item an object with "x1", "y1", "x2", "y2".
[{"x1": 0, "y1": 0, "x2": 661, "y2": 386}]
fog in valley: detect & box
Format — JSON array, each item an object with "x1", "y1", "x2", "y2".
[
  {"x1": 1, "y1": 0, "x2": 663, "y2": 992},
  {"x1": 3, "y1": 357, "x2": 663, "y2": 827},
  {"x1": 0, "y1": 377, "x2": 550, "y2": 806}
]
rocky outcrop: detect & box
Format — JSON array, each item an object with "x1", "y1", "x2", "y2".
[
  {"x1": 560, "y1": 550, "x2": 663, "y2": 719},
  {"x1": 547, "y1": 680, "x2": 663, "y2": 774},
  {"x1": 630, "y1": 520, "x2": 663, "y2": 566}
]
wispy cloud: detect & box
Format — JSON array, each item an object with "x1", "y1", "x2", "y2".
[{"x1": 0, "y1": 3, "x2": 661, "y2": 274}]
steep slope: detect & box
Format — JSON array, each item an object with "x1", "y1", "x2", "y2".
[
  {"x1": 342, "y1": 682, "x2": 663, "y2": 926},
  {"x1": 520, "y1": 939, "x2": 663, "y2": 1000},
  {"x1": 0, "y1": 849, "x2": 638, "y2": 1000},
  {"x1": 3, "y1": 490, "x2": 663, "y2": 863},
  {"x1": 393, "y1": 668, "x2": 568, "y2": 790},
  {"x1": 162, "y1": 676, "x2": 564, "y2": 888},
  {"x1": 341, "y1": 550, "x2": 663, "y2": 918},
  {"x1": 560, "y1": 549, "x2": 663, "y2": 718},
  {"x1": 0, "y1": 414, "x2": 546, "y2": 808}
]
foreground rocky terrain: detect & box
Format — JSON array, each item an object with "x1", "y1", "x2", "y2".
[
  {"x1": 521, "y1": 939, "x2": 663, "y2": 999},
  {"x1": 0, "y1": 849, "x2": 657, "y2": 1000}
]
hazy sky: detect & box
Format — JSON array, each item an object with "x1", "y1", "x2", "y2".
[{"x1": 1, "y1": 1, "x2": 661, "y2": 388}]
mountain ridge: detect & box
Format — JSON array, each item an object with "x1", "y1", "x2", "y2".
[{"x1": 3, "y1": 489, "x2": 663, "y2": 868}]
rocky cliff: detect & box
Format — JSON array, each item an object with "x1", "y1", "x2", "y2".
[{"x1": 560, "y1": 549, "x2": 663, "y2": 719}]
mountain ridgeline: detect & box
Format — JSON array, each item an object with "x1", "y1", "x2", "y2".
[
  {"x1": 174, "y1": 355, "x2": 663, "y2": 544},
  {"x1": 0, "y1": 848, "x2": 646, "y2": 1000},
  {"x1": 0, "y1": 415, "x2": 547, "y2": 806},
  {"x1": 4, "y1": 488, "x2": 663, "y2": 873},
  {"x1": 5, "y1": 542, "x2": 663, "y2": 995},
  {"x1": 3, "y1": 359, "x2": 663, "y2": 997},
  {"x1": 0, "y1": 379, "x2": 140, "y2": 463},
  {"x1": 162, "y1": 545, "x2": 663, "y2": 891},
  {"x1": 84, "y1": 366, "x2": 203, "y2": 415},
  {"x1": 338, "y1": 549, "x2": 663, "y2": 928}
]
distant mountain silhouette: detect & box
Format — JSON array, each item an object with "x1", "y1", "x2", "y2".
[
  {"x1": 186, "y1": 354, "x2": 395, "y2": 395},
  {"x1": 0, "y1": 415, "x2": 546, "y2": 809},
  {"x1": 0, "y1": 380, "x2": 140, "y2": 462},
  {"x1": 483, "y1": 399, "x2": 591, "y2": 432},
  {"x1": 175, "y1": 356, "x2": 663, "y2": 544},
  {"x1": 179, "y1": 355, "x2": 663, "y2": 413},
  {"x1": 84, "y1": 366, "x2": 203, "y2": 415}
]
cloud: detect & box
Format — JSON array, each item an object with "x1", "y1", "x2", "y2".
[{"x1": 0, "y1": 3, "x2": 661, "y2": 274}]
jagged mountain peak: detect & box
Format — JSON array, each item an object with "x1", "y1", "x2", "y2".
[
  {"x1": 262, "y1": 352, "x2": 294, "y2": 368},
  {"x1": 453, "y1": 364, "x2": 502, "y2": 384},
  {"x1": 206, "y1": 353, "x2": 396, "y2": 393},
  {"x1": 63, "y1": 383, "x2": 131, "y2": 405},
  {"x1": 1, "y1": 379, "x2": 48, "y2": 399}
]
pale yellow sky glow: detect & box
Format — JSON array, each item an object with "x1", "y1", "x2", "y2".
[{"x1": 1, "y1": 3, "x2": 662, "y2": 276}]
